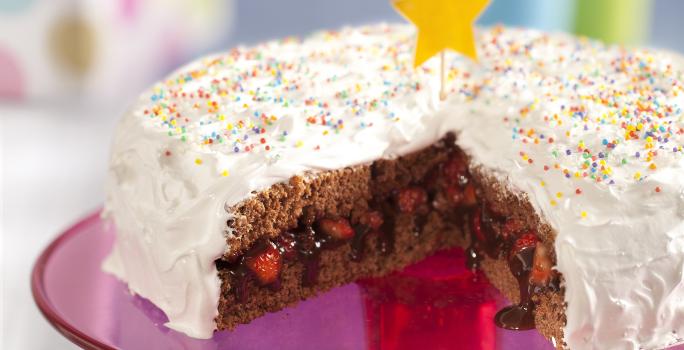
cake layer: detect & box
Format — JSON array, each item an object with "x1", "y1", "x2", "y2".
[
  {"x1": 104, "y1": 23, "x2": 684, "y2": 349},
  {"x1": 216, "y1": 136, "x2": 464, "y2": 328},
  {"x1": 215, "y1": 138, "x2": 566, "y2": 347}
]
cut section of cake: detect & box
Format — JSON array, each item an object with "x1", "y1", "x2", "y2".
[{"x1": 103, "y1": 24, "x2": 684, "y2": 349}]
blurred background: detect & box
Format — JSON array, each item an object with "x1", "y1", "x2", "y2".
[{"x1": 1, "y1": 0, "x2": 682, "y2": 348}]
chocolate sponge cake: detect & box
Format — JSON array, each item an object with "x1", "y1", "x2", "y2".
[{"x1": 104, "y1": 24, "x2": 684, "y2": 349}]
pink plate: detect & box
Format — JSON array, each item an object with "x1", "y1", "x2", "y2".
[{"x1": 32, "y1": 210, "x2": 561, "y2": 349}]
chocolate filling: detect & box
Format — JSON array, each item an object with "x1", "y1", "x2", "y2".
[{"x1": 216, "y1": 133, "x2": 560, "y2": 331}]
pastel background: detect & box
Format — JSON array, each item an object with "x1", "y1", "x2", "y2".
[{"x1": 1, "y1": 0, "x2": 683, "y2": 349}]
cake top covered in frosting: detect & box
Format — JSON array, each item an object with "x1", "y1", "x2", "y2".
[
  {"x1": 137, "y1": 24, "x2": 684, "y2": 200},
  {"x1": 106, "y1": 24, "x2": 684, "y2": 348}
]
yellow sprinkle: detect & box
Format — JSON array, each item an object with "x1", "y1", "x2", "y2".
[
  {"x1": 218, "y1": 114, "x2": 226, "y2": 121},
  {"x1": 649, "y1": 163, "x2": 657, "y2": 170},
  {"x1": 221, "y1": 170, "x2": 230, "y2": 177},
  {"x1": 195, "y1": 158, "x2": 203, "y2": 165},
  {"x1": 323, "y1": 130, "x2": 329, "y2": 135},
  {"x1": 634, "y1": 172, "x2": 642, "y2": 180},
  {"x1": 556, "y1": 192, "x2": 563, "y2": 198},
  {"x1": 550, "y1": 200, "x2": 558, "y2": 206},
  {"x1": 540, "y1": 181, "x2": 546, "y2": 187},
  {"x1": 295, "y1": 140, "x2": 304, "y2": 148},
  {"x1": 581, "y1": 211, "x2": 587, "y2": 219},
  {"x1": 227, "y1": 123, "x2": 234, "y2": 130}
]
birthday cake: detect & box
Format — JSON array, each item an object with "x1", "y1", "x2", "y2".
[{"x1": 103, "y1": 24, "x2": 684, "y2": 349}]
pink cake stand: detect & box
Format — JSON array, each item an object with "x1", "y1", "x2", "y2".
[{"x1": 32, "y1": 210, "x2": 565, "y2": 349}]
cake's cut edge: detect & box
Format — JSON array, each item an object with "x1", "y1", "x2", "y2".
[{"x1": 215, "y1": 136, "x2": 568, "y2": 348}]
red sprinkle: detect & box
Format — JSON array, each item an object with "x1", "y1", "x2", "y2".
[
  {"x1": 575, "y1": 188, "x2": 582, "y2": 195},
  {"x1": 655, "y1": 186, "x2": 661, "y2": 193}
]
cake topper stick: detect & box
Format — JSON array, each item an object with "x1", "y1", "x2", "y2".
[
  {"x1": 440, "y1": 51, "x2": 446, "y2": 100},
  {"x1": 392, "y1": 0, "x2": 491, "y2": 101}
]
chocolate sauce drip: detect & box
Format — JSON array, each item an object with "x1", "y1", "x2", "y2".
[
  {"x1": 494, "y1": 244, "x2": 536, "y2": 330},
  {"x1": 458, "y1": 185, "x2": 556, "y2": 332},
  {"x1": 296, "y1": 224, "x2": 321, "y2": 287},
  {"x1": 274, "y1": 231, "x2": 298, "y2": 262},
  {"x1": 378, "y1": 211, "x2": 396, "y2": 255},
  {"x1": 452, "y1": 208, "x2": 469, "y2": 235},
  {"x1": 443, "y1": 132, "x2": 456, "y2": 150},
  {"x1": 465, "y1": 244, "x2": 482, "y2": 270},
  {"x1": 228, "y1": 268, "x2": 250, "y2": 303},
  {"x1": 350, "y1": 224, "x2": 370, "y2": 262},
  {"x1": 494, "y1": 300, "x2": 536, "y2": 331},
  {"x1": 413, "y1": 214, "x2": 428, "y2": 237}
]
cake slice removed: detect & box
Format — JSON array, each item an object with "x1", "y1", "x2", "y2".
[{"x1": 104, "y1": 24, "x2": 684, "y2": 349}]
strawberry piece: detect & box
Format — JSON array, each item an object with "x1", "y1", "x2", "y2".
[
  {"x1": 471, "y1": 207, "x2": 487, "y2": 243},
  {"x1": 318, "y1": 217, "x2": 355, "y2": 240},
  {"x1": 502, "y1": 218, "x2": 524, "y2": 238},
  {"x1": 529, "y1": 243, "x2": 554, "y2": 286},
  {"x1": 245, "y1": 241, "x2": 282, "y2": 285},
  {"x1": 446, "y1": 185, "x2": 464, "y2": 205},
  {"x1": 443, "y1": 154, "x2": 468, "y2": 183},
  {"x1": 462, "y1": 184, "x2": 477, "y2": 207},
  {"x1": 509, "y1": 232, "x2": 539, "y2": 261},
  {"x1": 396, "y1": 187, "x2": 428, "y2": 213},
  {"x1": 362, "y1": 210, "x2": 384, "y2": 230}
]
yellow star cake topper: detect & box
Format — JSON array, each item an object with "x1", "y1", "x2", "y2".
[
  {"x1": 393, "y1": 0, "x2": 491, "y2": 66},
  {"x1": 392, "y1": 0, "x2": 491, "y2": 100}
]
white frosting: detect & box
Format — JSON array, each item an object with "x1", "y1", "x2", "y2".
[{"x1": 104, "y1": 24, "x2": 684, "y2": 348}]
